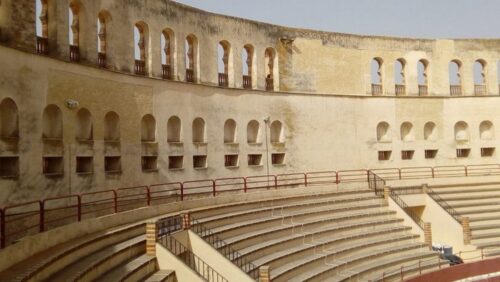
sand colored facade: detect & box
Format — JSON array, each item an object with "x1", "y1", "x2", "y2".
[{"x1": 0, "y1": 0, "x2": 499, "y2": 205}]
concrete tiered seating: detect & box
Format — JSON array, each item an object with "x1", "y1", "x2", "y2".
[
  {"x1": 191, "y1": 188, "x2": 441, "y2": 281},
  {"x1": 431, "y1": 183, "x2": 500, "y2": 257},
  {"x1": 0, "y1": 223, "x2": 175, "y2": 282}
]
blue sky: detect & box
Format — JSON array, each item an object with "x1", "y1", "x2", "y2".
[{"x1": 176, "y1": 0, "x2": 500, "y2": 39}]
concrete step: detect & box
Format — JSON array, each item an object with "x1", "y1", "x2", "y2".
[
  {"x1": 455, "y1": 206, "x2": 500, "y2": 215},
  {"x1": 446, "y1": 198, "x2": 500, "y2": 208},
  {"x1": 470, "y1": 213, "x2": 500, "y2": 223},
  {"x1": 144, "y1": 270, "x2": 176, "y2": 282},
  {"x1": 471, "y1": 231, "x2": 500, "y2": 241},
  {"x1": 438, "y1": 194, "x2": 500, "y2": 202},
  {"x1": 95, "y1": 254, "x2": 157, "y2": 282},
  {"x1": 432, "y1": 187, "x2": 500, "y2": 195},
  {"x1": 47, "y1": 235, "x2": 146, "y2": 281}
]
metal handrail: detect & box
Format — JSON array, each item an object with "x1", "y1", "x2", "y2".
[
  {"x1": 389, "y1": 190, "x2": 425, "y2": 230},
  {"x1": 427, "y1": 188, "x2": 462, "y2": 223}
]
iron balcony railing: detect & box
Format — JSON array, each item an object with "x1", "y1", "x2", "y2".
[
  {"x1": 134, "y1": 60, "x2": 146, "y2": 76},
  {"x1": 243, "y1": 75, "x2": 252, "y2": 89},
  {"x1": 395, "y1": 84, "x2": 406, "y2": 96},
  {"x1": 371, "y1": 84, "x2": 383, "y2": 96},
  {"x1": 36, "y1": 36, "x2": 48, "y2": 55},
  {"x1": 266, "y1": 77, "x2": 274, "y2": 91},
  {"x1": 162, "y1": 64, "x2": 172, "y2": 80},
  {"x1": 186, "y1": 69, "x2": 195, "y2": 83},
  {"x1": 69, "y1": 45, "x2": 80, "y2": 62},
  {"x1": 474, "y1": 84, "x2": 487, "y2": 96},
  {"x1": 367, "y1": 170, "x2": 385, "y2": 196},
  {"x1": 450, "y1": 85, "x2": 462, "y2": 96},
  {"x1": 98, "y1": 52, "x2": 106, "y2": 68},
  {"x1": 418, "y1": 85, "x2": 428, "y2": 96}
]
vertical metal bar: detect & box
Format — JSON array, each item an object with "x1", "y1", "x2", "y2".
[
  {"x1": 146, "y1": 186, "x2": 151, "y2": 206},
  {"x1": 77, "y1": 195, "x2": 81, "y2": 222},
  {"x1": 112, "y1": 190, "x2": 118, "y2": 213},
  {"x1": 274, "y1": 175, "x2": 278, "y2": 189},
  {"x1": 431, "y1": 167, "x2": 435, "y2": 178},
  {"x1": 304, "y1": 173, "x2": 308, "y2": 187},
  {"x1": 465, "y1": 166, "x2": 468, "y2": 176},
  {"x1": 243, "y1": 177, "x2": 247, "y2": 193},
  {"x1": 0, "y1": 208, "x2": 5, "y2": 248},
  {"x1": 398, "y1": 169, "x2": 402, "y2": 180},
  {"x1": 336, "y1": 171, "x2": 340, "y2": 184},
  {"x1": 180, "y1": 183, "x2": 184, "y2": 201},
  {"x1": 212, "y1": 180, "x2": 216, "y2": 197},
  {"x1": 39, "y1": 201, "x2": 45, "y2": 232}
]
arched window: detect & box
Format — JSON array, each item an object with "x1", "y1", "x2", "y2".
[
  {"x1": 36, "y1": 0, "x2": 49, "y2": 54},
  {"x1": 265, "y1": 48, "x2": 276, "y2": 91},
  {"x1": 104, "y1": 111, "x2": 120, "y2": 141},
  {"x1": 270, "y1": 120, "x2": 284, "y2": 143},
  {"x1": 141, "y1": 114, "x2": 156, "y2": 142},
  {"x1": 242, "y1": 44, "x2": 254, "y2": 89},
  {"x1": 42, "y1": 105, "x2": 63, "y2": 140},
  {"x1": 418, "y1": 59, "x2": 429, "y2": 96},
  {"x1": 449, "y1": 60, "x2": 462, "y2": 96},
  {"x1": 376, "y1": 122, "x2": 390, "y2": 142},
  {"x1": 217, "y1": 40, "x2": 231, "y2": 87},
  {"x1": 76, "y1": 108, "x2": 93, "y2": 141},
  {"x1": 192, "y1": 118, "x2": 206, "y2": 143},
  {"x1": 247, "y1": 120, "x2": 260, "y2": 143},
  {"x1": 0, "y1": 98, "x2": 19, "y2": 139},
  {"x1": 400, "y1": 122, "x2": 414, "y2": 141},
  {"x1": 454, "y1": 121, "x2": 469, "y2": 141},
  {"x1": 161, "y1": 28, "x2": 175, "y2": 80},
  {"x1": 371, "y1": 58, "x2": 383, "y2": 95},
  {"x1": 224, "y1": 119, "x2": 237, "y2": 143},
  {"x1": 394, "y1": 59, "x2": 406, "y2": 95},
  {"x1": 424, "y1": 122, "x2": 437, "y2": 141},
  {"x1": 167, "y1": 116, "x2": 182, "y2": 143},
  {"x1": 185, "y1": 34, "x2": 198, "y2": 82},
  {"x1": 134, "y1": 22, "x2": 148, "y2": 75},
  {"x1": 474, "y1": 60, "x2": 487, "y2": 95},
  {"x1": 68, "y1": 1, "x2": 81, "y2": 61},
  {"x1": 480, "y1": 121, "x2": 494, "y2": 140},
  {"x1": 97, "y1": 11, "x2": 109, "y2": 67}
]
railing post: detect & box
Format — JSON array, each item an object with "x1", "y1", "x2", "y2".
[
  {"x1": 243, "y1": 177, "x2": 247, "y2": 193},
  {"x1": 481, "y1": 248, "x2": 484, "y2": 260},
  {"x1": 464, "y1": 166, "x2": 468, "y2": 176},
  {"x1": 398, "y1": 169, "x2": 402, "y2": 180},
  {"x1": 431, "y1": 167, "x2": 435, "y2": 178},
  {"x1": 274, "y1": 175, "x2": 278, "y2": 190},
  {"x1": 112, "y1": 190, "x2": 118, "y2": 213},
  {"x1": 180, "y1": 183, "x2": 184, "y2": 201},
  {"x1": 381, "y1": 272, "x2": 385, "y2": 282},
  {"x1": 400, "y1": 266, "x2": 404, "y2": 281},
  {"x1": 424, "y1": 222, "x2": 432, "y2": 249},
  {"x1": 77, "y1": 195, "x2": 82, "y2": 222},
  {"x1": 259, "y1": 266, "x2": 270, "y2": 282},
  {"x1": 336, "y1": 171, "x2": 340, "y2": 184},
  {"x1": 39, "y1": 200, "x2": 45, "y2": 232},
  {"x1": 462, "y1": 217, "x2": 471, "y2": 244},
  {"x1": 419, "y1": 260, "x2": 422, "y2": 275},
  {"x1": 212, "y1": 180, "x2": 216, "y2": 197},
  {"x1": 146, "y1": 221, "x2": 157, "y2": 256},
  {"x1": 146, "y1": 186, "x2": 151, "y2": 206},
  {"x1": 304, "y1": 173, "x2": 308, "y2": 187},
  {"x1": 0, "y1": 208, "x2": 5, "y2": 248}
]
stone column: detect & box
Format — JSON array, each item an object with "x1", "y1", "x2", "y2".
[
  {"x1": 383, "y1": 187, "x2": 390, "y2": 205},
  {"x1": 146, "y1": 221, "x2": 157, "y2": 256},
  {"x1": 259, "y1": 266, "x2": 270, "y2": 282},
  {"x1": 462, "y1": 217, "x2": 471, "y2": 244},
  {"x1": 424, "y1": 222, "x2": 432, "y2": 249}
]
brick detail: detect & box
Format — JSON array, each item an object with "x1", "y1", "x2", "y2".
[
  {"x1": 383, "y1": 187, "x2": 390, "y2": 204},
  {"x1": 181, "y1": 213, "x2": 191, "y2": 230},
  {"x1": 259, "y1": 266, "x2": 270, "y2": 282},
  {"x1": 424, "y1": 222, "x2": 432, "y2": 249},
  {"x1": 462, "y1": 217, "x2": 471, "y2": 244},
  {"x1": 146, "y1": 221, "x2": 157, "y2": 256},
  {"x1": 422, "y1": 184, "x2": 428, "y2": 194}
]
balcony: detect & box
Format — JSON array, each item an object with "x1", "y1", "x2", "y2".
[
  {"x1": 395, "y1": 84, "x2": 406, "y2": 96},
  {"x1": 134, "y1": 60, "x2": 145, "y2": 76},
  {"x1": 418, "y1": 85, "x2": 428, "y2": 96},
  {"x1": 98, "y1": 52, "x2": 106, "y2": 68},
  {"x1": 450, "y1": 85, "x2": 462, "y2": 96},
  {"x1": 162, "y1": 64, "x2": 172, "y2": 80},
  {"x1": 69, "y1": 45, "x2": 80, "y2": 62},
  {"x1": 186, "y1": 69, "x2": 195, "y2": 83},
  {"x1": 371, "y1": 84, "x2": 382, "y2": 96},
  {"x1": 243, "y1": 75, "x2": 252, "y2": 89},
  {"x1": 475, "y1": 84, "x2": 487, "y2": 96},
  {"x1": 266, "y1": 78, "x2": 274, "y2": 91},
  {"x1": 36, "y1": 36, "x2": 48, "y2": 55},
  {"x1": 218, "y1": 73, "x2": 228, "y2": 87}
]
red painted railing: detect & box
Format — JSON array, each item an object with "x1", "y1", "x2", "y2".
[{"x1": 1, "y1": 163, "x2": 499, "y2": 249}]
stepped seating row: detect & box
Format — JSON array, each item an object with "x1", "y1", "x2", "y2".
[
  {"x1": 191, "y1": 187, "x2": 442, "y2": 281},
  {"x1": 0, "y1": 222, "x2": 175, "y2": 282},
  {"x1": 431, "y1": 183, "x2": 500, "y2": 258}
]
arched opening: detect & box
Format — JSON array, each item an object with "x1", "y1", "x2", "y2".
[
  {"x1": 371, "y1": 58, "x2": 383, "y2": 95},
  {"x1": 0, "y1": 98, "x2": 19, "y2": 139},
  {"x1": 42, "y1": 104, "x2": 63, "y2": 140},
  {"x1": 400, "y1": 122, "x2": 414, "y2": 141},
  {"x1": 474, "y1": 60, "x2": 487, "y2": 95},
  {"x1": 68, "y1": 1, "x2": 81, "y2": 61},
  {"x1": 418, "y1": 59, "x2": 429, "y2": 96},
  {"x1": 376, "y1": 122, "x2": 390, "y2": 142},
  {"x1": 247, "y1": 120, "x2": 260, "y2": 143},
  {"x1": 167, "y1": 116, "x2": 182, "y2": 143},
  {"x1": 36, "y1": 0, "x2": 49, "y2": 54},
  {"x1": 141, "y1": 114, "x2": 156, "y2": 142},
  {"x1": 97, "y1": 11, "x2": 110, "y2": 67},
  {"x1": 76, "y1": 108, "x2": 93, "y2": 141},
  {"x1": 449, "y1": 60, "x2": 462, "y2": 96},
  {"x1": 394, "y1": 59, "x2": 406, "y2": 95},
  {"x1": 134, "y1": 22, "x2": 148, "y2": 75},
  {"x1": 185, "y1": 34, "x2": 198, "y2": 83},
  {"x1": 192, "y1": 118, "x2": 206, "y2": 143},
  {"x1": 161, "y1": 28, "x2": 175, "y2": 80},
  {"x1": 424, "y1": 122, "x2": 437, "y2": 141},
  {"x1": 270, "y1": 120, "x2": 284, "y2": 143},
  {"x1": 224, "y1": 119, "x2": 237, "y2": 143},
  {"x1": 454, "y1": 121, "x2": 469, "y2": 141},
  {"x1": 265, "y1": 48, "x2": 276, "y2": 91},
  {"x1": 104, "y1": 111, "x2": 120, "y2": 141},
  {"x1": 242, "y1": 44, "x2": 254, "y2": 89},
  {"x1": 480, "y1": 121, "x2": 494, "y2": 140},
  {"x1": 217, "y1": 40, "x2": 231, "y2": 87}
]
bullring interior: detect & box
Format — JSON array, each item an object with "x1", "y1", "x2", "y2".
[{"x1": 0, "y1": 0, "x2": 500, "y2": 281}]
